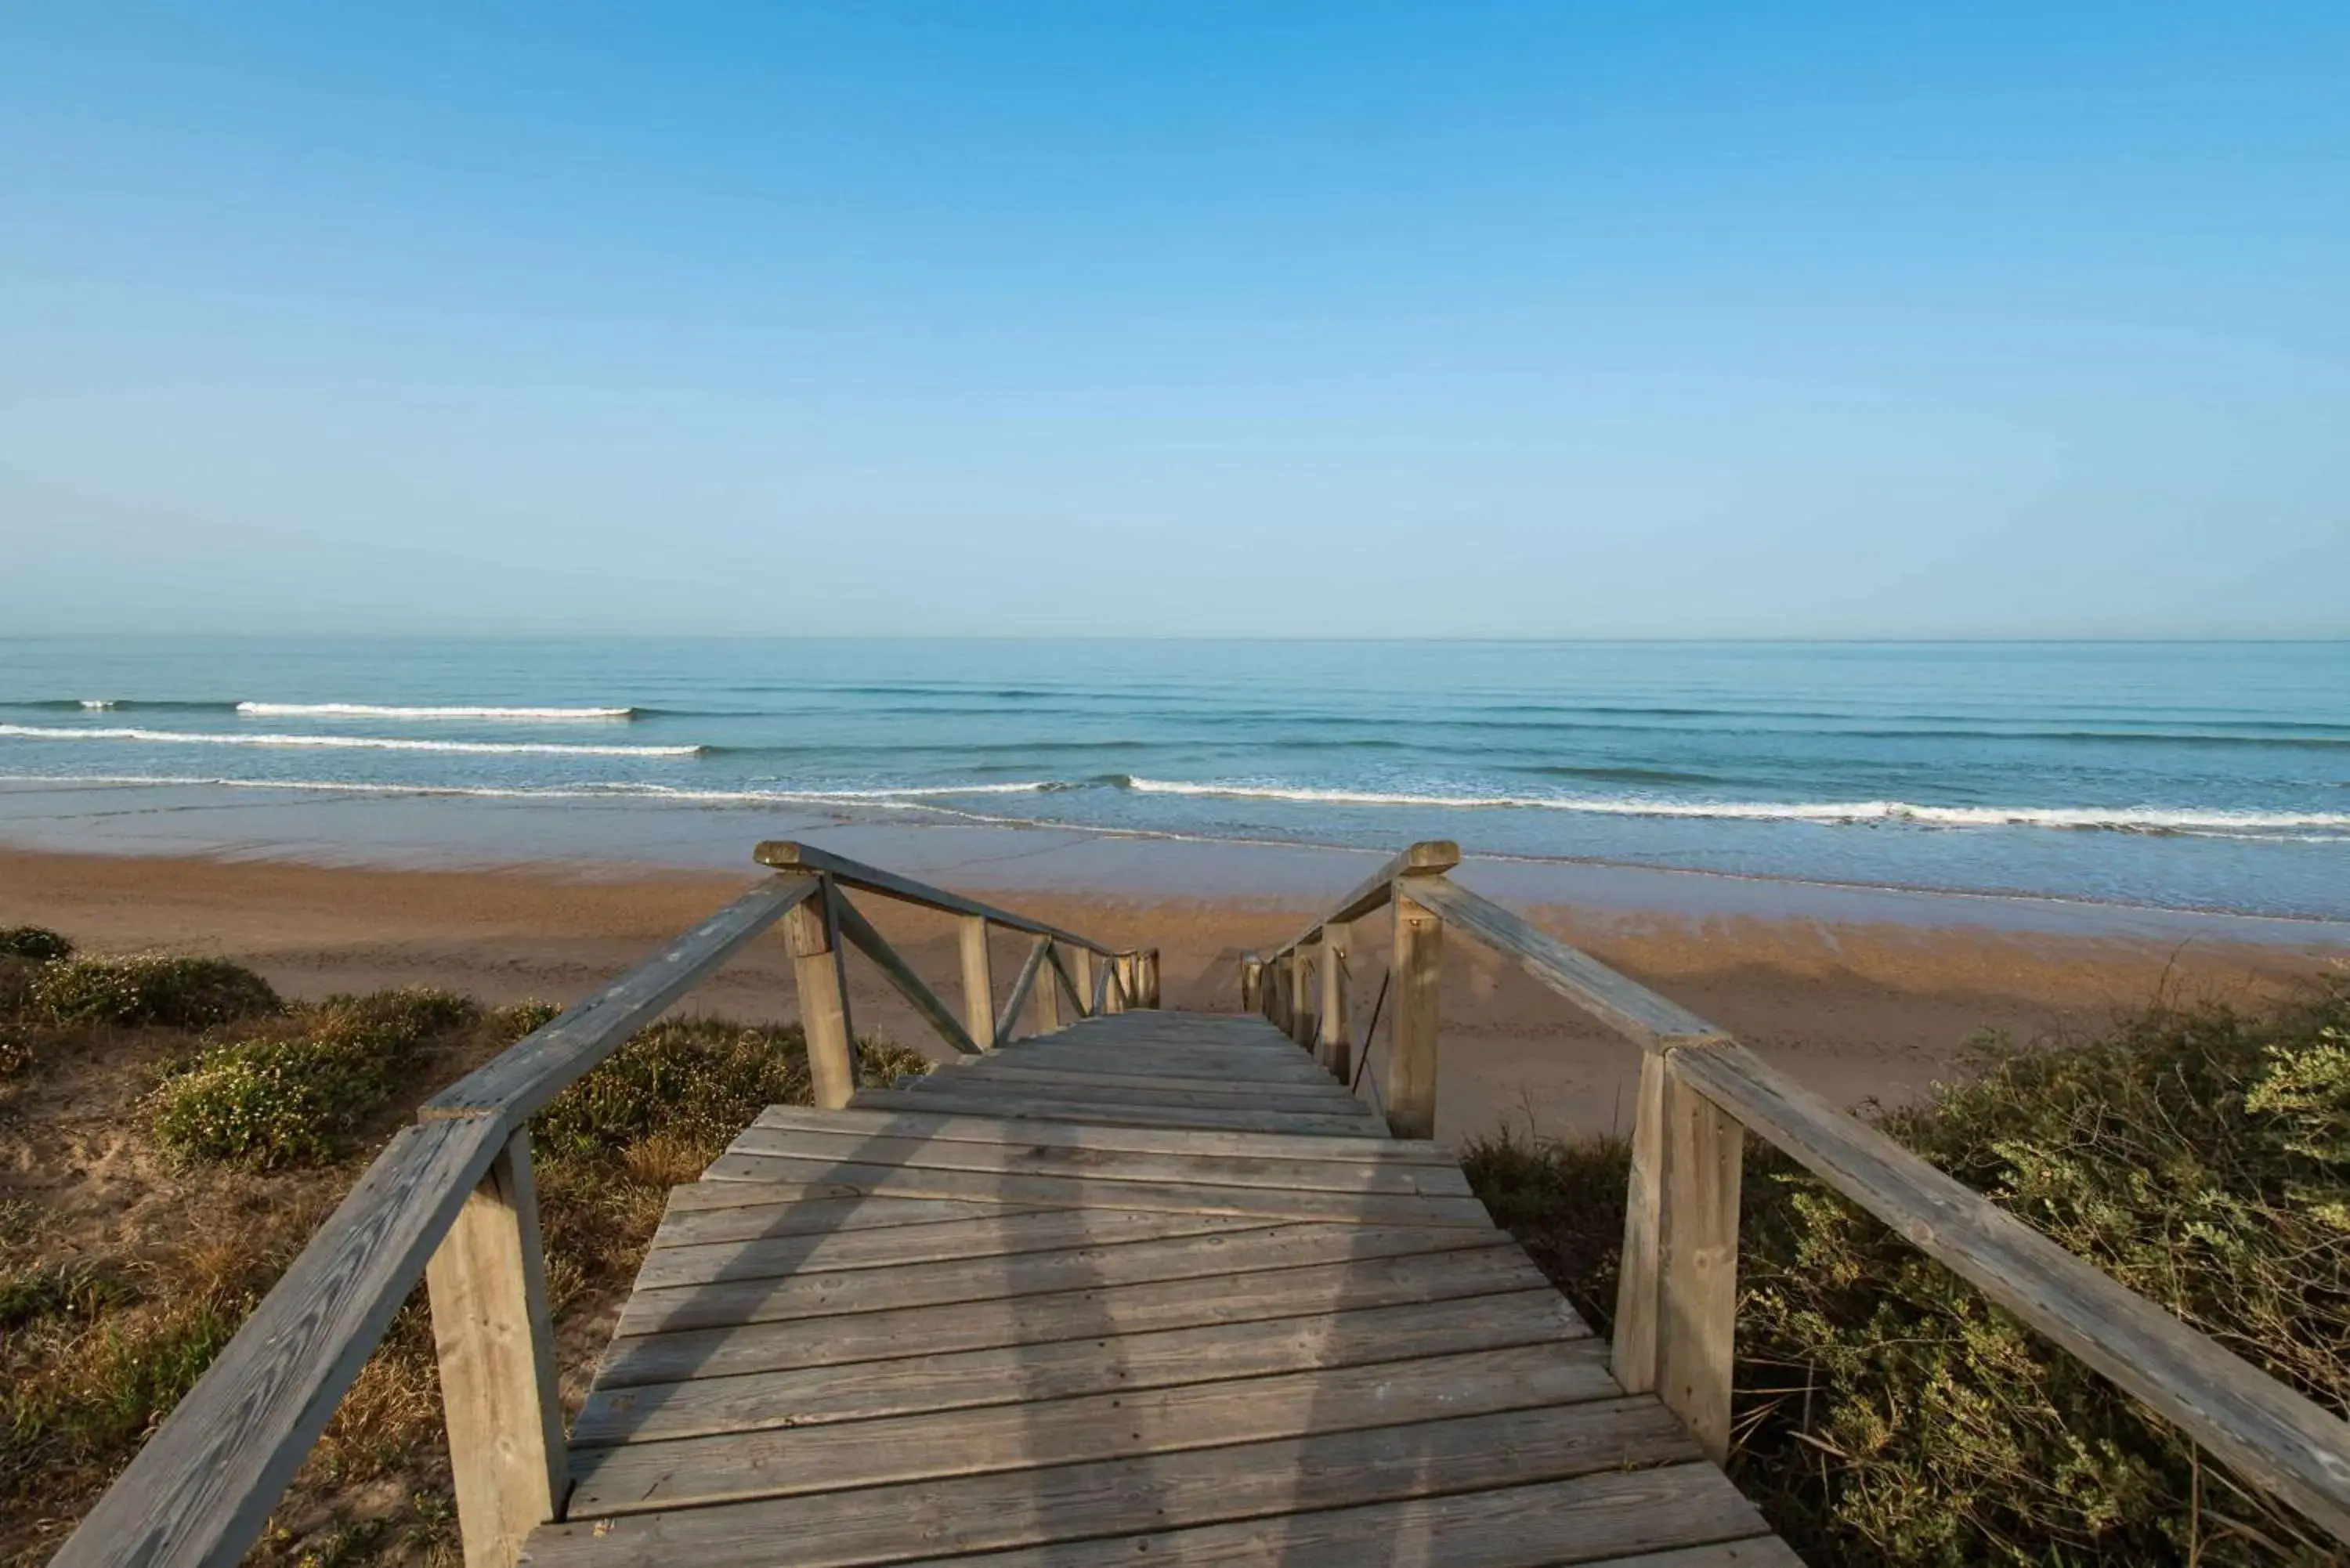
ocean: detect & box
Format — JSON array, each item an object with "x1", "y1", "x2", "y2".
[{"x1": 2, "y1": 637, "x2": 2346, "y2": 920}]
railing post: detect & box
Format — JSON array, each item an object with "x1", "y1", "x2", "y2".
[
  {"x1": 1241, "y1": 954, "x2": 1263, "y2": 1013},
  {"x1": 426, "y1": 1127, "x2": 565, "y2": 1568},
  {"x1": 1035, "y1": 940, "x2": 1065, "y2": 1032},
  {"x1": 1614, "y1": 1049, "x2": 1743, "y2": 1462},
  {"x1": 784, "y1": 874, "x2": 859, "y2": 1109},
  {"x1": 1288, "y1": 948, "x2": 1318, "y2": 1049},
  {"x1": 1068, "y1": 947, "x2": 1095, "y2": 1017},
  {"x1": 1142, "y1": 948, "x2": 1160, "y2": 1007},
  {"x1": 1387, "y1": 888, "x2": 1444, "y2": 1139},
  {"x1": 1318, "y1": 920, "x2": 1351, "y2": 1082},
  {"x1": 958, "y1": 915, "x2": 996, "y2": 1050}
]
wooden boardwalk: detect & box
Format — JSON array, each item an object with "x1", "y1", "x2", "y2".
[{"x1": 520, "y1": 1011, "x2": 1800, "y2": 1566}]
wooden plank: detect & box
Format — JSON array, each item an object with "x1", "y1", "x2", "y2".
[
  {"x1": 831, "y1": 888, "x2": 981, "y2": 1056},
  {"x1": 614, "y1": 1223, "x2": 1515, "y2": 1337},
  {"x1": 634, "y1": 1209, "x2": 1277, "y2": 1291},
  {"x1": 1584, "y1": 1541, "x2": 1809, "y2": 1568},
  {"x1": 995, "y1": 934, "x2": 1049, "y2": 1044},
  {"x1": 570, "y1": 1291, "x2": 1586, "y2": 1446},
  {"x1": 958, "y1": 913, "x2": 996, "y2": 1050},
  {"x1": 884, "y1": 1070, "x2": 1368, "y2": 1115},
  {"x1": 1033, "y1": 940, "x2": 1065, "y2": 1032},
  {"x1": 1657, "y1": 1065, "x2": 1743, "y2": 1464},
  {"x1": 747, "y1": 1104, "x2": 1452, "y2": 1165},
  {"x1": 928, "y1": 1057, "x2": 1358, "y2": 1097},
  {"x1": 594, "y1": 1243, "x2": 1559, "y2": 1387},
  {"x1": 1318, "y1": 920, "x2": 1352, "y2": 1080},
  {"x1": 566, "y1": 1342, "x2": 1622, "y2": 1515},
  {"x1": 984, "y1": 1042, "x2": 1335, "y2": 1083},
  {"x1": 426, "y1": 1130, "x2": 565, "y2": 1568},
  {"x1": 1288, "y1": 944, "x2": 1318, "y2": 1048},
  {"x1": 653, "y1": 1194, "x2": 1042, "y2": 1247},
  {"x1": 1387, "y1": 887, "x2": 1444, "y2": 1140},
  {"x1": 1407, "y1": 876, "x2": 1728, "y2": 1050},
  {"x1": 754, "y1": 839, "x2": 1110, "y2": 953},
  {"x1": 855, "y1": 1086, "x2": 1384, "y2": 1136},
  {"x1": 1672, "y1": 1039, "x2": 2350, "y2": 1542},
  {"x1": 692, "y1": 1151, "x2": 1493, "y2": 1227},
  {"x1": 808, "y1": 1465, "x2": 1773, "y2": 1568},
  {"x1": 520, "y1": 1400, "x2": 1697, "y2": 1567},
  {"x1": 719, "y1": 1125, "x2": 1476, "y2": 1198},
  {"x1": 50, "y1": 1116, "x2": 507, "y2": 1568},
  {"x1": 423, "y1": 877, "x2": 816, "y2": 1123},
  {"x1": 1272, "y1": 838, "x2": 1461, "y2": 958},
  {"x1": 785, "y1": 877, "x2": 859, "y2": 1109}
]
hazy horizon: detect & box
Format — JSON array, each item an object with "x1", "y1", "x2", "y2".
[{"x1": 5, "y1": 4, "x2": 2346, "y2": 638}]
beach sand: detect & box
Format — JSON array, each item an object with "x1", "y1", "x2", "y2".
[{"x1": 4, "y1": 846, "x2": 2335, "y2": 1140}]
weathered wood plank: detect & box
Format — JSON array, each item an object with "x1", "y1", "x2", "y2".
[
  {"x1": 747, "y1": 1104, "x2": 1452, "y2": 1165},
  {"x1": 881, "y1": 1070, "x2": 1368, "y2": 1115},
  {"x1": 51, "y1": 1116, "x2": 507, "y2": 1568},
  {"x1": 1657, "y1": 1064, "x2": 1743, "y2": 1464},
  {"x1": 1673, "y1": 1039, "x2": 2350, "y2": 1541},
  {"x1": 929, "y1": 1057, "x2": 1358, "y2": 1098},
  {"x1": 1318, "y1": 920, "x2": 1352, "y2": 1080},
  {"x1": 594, "y1": 1244, "x2": 1557, "y2": 1387},
  {"x1": 634, "y1": 1208, "x2": 1275, "y2": 1291},
  {"x1": 855, "y1": 1086, "x2": 1384, "y2": 1136},
  {"x1": 754, "y1": 840, "x2": 1111, "y2": 953},
  {"x1": 828, "y1": 1465, "x2": 1773, "y2": 1568},
  {"x1": 692, "y1": 1151, "x2": 1494, "y2": 1227},
  {"x1": 982, "y1": 1043, "x2": 1336, "y2": 1085},
  {"x1": 425, "y1": 1130, "x2": 566, "y2": 1568},
  {"x1": 1405, "y1": 876, "x2": 1729, "y2": 1051},
  {"x1": 718, "y1": 1125, "x2": 1474, "y2": 1198},
  {"x1": 1583, "y1": 1541, "x2": 1810, "y2": 1568},
  {"x1": 1612, "y1": 1049, "x2": 1667, "y2": 1396},
  {"x1": 613, "y1": 1223, "x2": 1515, "y2": 1337},
  {"x1": 1032, "y1": 940, "x2": 1065, "y2": 1032},
  {"x1": 652, "y1": 1194, "x2": 1042, "y2": 1247},
  {"x1": 567, "y1": 1342, "x2": 1622, "y2": 1514},
  {"x1": 570, "y1": 1291, "x2": 1586, "y2": 1446},
  {"x1": 830, "y1": 889, "x2": 981, "y2": 1056},
  {"x1": 423, "y1": 878, "x2": 816, "y2": 1123},
  {"x1": 519, "y1": 1400, "x2": 1694, "y2": 1567}
]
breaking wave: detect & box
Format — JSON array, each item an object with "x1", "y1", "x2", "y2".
[{"x1": 0, "y1": 724, "x2": 695, "y2": 758}]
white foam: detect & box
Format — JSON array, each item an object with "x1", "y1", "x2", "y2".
[
  {"x1": 0, "y1": 724, "x2": 696, "y2": 758},
  {"x1": 1120, "y1": 778, "x2": 2350, "y2": 835},
  {"x1": 81, "y1": 699, "x2": 117, "y2": 710},
  {"x1": 235, "y1": 702, "x2": 635, "y2": 720}
]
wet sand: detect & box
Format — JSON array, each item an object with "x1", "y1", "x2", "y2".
[{"x1": 5, "y1": 846, "x2": 2337, "y2": 1140}]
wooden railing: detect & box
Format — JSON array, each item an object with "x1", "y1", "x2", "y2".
[
  {"x1": 52, "y1": 842, "x2": 1153, "y2": 1568},
  {"x1": 1246, "y1": 840, "x2": 2350, "y2": 1548}
]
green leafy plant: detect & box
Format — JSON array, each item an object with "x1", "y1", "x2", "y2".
[
  {"x1": 36, "y1": 954, "x2": 281, "y2": 1031},
  {"x1": 0, "y1": 927, "x2": 70, "y2": 963}
]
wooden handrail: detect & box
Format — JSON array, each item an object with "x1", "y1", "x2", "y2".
[
  {"x1": 56, "y1": 848, "x2": 1129, "y2": 1568},
  {"x1": 996, "y1": 934, "x2": 1051, "y2": 1043},
  {"x1": 755, "y1": 840, "x2": 1116, "y2": 955},
  {"x1": 1256, "y1": 840, "x2": 2350, "y2": 1545}
]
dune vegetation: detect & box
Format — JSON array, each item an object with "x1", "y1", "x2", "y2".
[
  {"x1": 1464, "y1": 979, "x2": 2350, "y2": 1567},
  {"x1": 0, "y1": 930, "x2": 926, "y2": 1566}
]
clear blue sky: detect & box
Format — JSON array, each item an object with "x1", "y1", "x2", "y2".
[{"x1": 2, "y1": 2, "x2": 2345, "y2": 637}]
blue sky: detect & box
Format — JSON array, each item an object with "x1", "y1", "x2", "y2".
[{"x1": 2, "y1": 2, "x2": 2345, "y2": 637}]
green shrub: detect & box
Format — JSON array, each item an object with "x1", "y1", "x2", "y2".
[
  {"x1": 0, "y1": 926, "x2": 71, "y2": 962},
  {"x1": 0, "y1": 1259, "x2": 136, "y2": 1332},
  {"x1": 311, "y1": 987, "x2": 482, "y2": 1054},
  {"x1": 0, "y1": 956, "x2": 43, "y2": 1024},
  {"x1": 533, "y1": 1019, "x2": 927, "y2": 1165},
  {"x1": 1463, "y1": 985, "x2": 2350, "y2": 1567},
  {"x1": 37, "y1": 954, "x2": 280, "y2": 1030}
]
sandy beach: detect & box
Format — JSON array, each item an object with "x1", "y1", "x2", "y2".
[{"x1": 5, "y1": 844, "x2": 2335, "y2": 1140}]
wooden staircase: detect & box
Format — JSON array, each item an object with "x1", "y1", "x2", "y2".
[{"x1": 518, "y1": 1010, "x2": 1798, "y2": 1566}]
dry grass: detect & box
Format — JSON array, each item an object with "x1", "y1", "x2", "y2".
[{"x1": 0, "y1": 937, "x2": 930, "y2": 1566}]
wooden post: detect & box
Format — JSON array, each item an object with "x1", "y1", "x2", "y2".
[
  {"x1": 1241, "y1": 956, "x2": 1262, "y2": 1013},
  {"x1": 1142, "y1": 948, "x2": 1160, "y2": 1007},
  {"x1": 1290, "y1": 944, "x2": 1318, "y2": 1049},
  {"x1": 1068, "y1": 947, "x2": 1094, "y2": 1018},
  {"x1": 1034, "y1": 941, "x2": 1064, "y2": 1032},
  {"x1": 1318, "y1": 920, "x2": 1351, "y2": 1082},
  {"x1": 785, "y1": 876, "x2": 859, "y2": 1109},
  {"x1": 1616, "y1": 1050, "x2": 1744, "y2": 1462},
  {"x1": 957, "y1": 915, "x2": 996, "y2": 1050},
  {"x1": 1387, "y1": 891, "x2": 1443, "y2": 1139},
  {"x1": 426, "y1": 1129, "x2": 564, "y2": 1568}
]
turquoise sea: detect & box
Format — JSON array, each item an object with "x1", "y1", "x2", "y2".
[{"x1": 1, "y1": 638, "x2": 2346, "y2": 919}]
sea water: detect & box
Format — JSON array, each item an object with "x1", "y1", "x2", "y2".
[{"x1": 1, "y1": 637, "x2": 2345, "y2": 919}]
